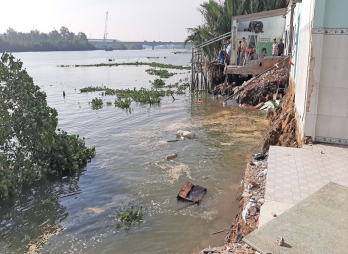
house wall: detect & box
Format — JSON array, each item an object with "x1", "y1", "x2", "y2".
[
  {"x1": 305, "y1": 0, "x2": 348, "y2": 145},
  {"x1": 290, "y1": 0, "x2": 316, "y2": 142},
  {"x1": 237, "y1": 16, "x2": 285, "y2": 40}
]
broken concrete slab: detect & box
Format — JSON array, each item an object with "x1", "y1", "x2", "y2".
[{"x1": 243, "y1": 182, "x2": 348, "y2": 254}]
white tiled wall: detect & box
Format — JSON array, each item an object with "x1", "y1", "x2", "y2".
[
  {"x1": 294, "y1": 25, "x2": 311, "y2": 139},
  {"x1": 306, "y1": 34, "x2": 348, "y2": 141}
]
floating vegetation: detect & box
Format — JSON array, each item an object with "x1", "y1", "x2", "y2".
[
  {"x1": 146, "y1": 57, "x2": 159, "y2": 59},
  {"x1": 108, "y1": 59, "x2": 115, "y2": 61},
  {"x1": 106, "y1": 101, "x2": 112, "y2": 106},
  {"x1": 172, "y1": 51, "x2": 191, "y2": 54},
  {"x1": 58, "y1": 61, "x2": 190, "y2": 70},
  {"x1": 80, "y1": 86, "x2": 106, "y2": 93},
  {"x1": 115, "y1": 98, "x2": 131, "y2": 109},
  {"x1": 116, "y1": 207, "x2": 146, "y2": 231},
  {"x1": 152, "y1": 78, "x2": 165, "y2": 88},
  {"x1": 104, "y1": 88, "x2": 117, "y2": 95},
  {"x1": 145, "y1": 68, "x2": 176, "y2": 78},
  {"x1": 89, "y1": 97, "x2": 103, "y2": 109},
  {"x1": 127, "y1": 88, "x2": 164, "y2": 104},
  {"x1": 80, "y1": 82, "x2": 188, "y2": 110}
]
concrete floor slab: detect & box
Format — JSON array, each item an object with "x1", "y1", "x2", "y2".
[
  {"x1": 258, "y1": 200, "x2": 294, "y2": 227},
  {"x1": 265, "y1": 144, "x2": 348, "y2": 205},
  {"x1": 244, "y1": 182, "x2": 348, "y2": 254}
]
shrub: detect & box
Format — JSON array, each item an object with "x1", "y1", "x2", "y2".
[{"x1": 0, "y1": 53, "x2": 95, "y2": 198}]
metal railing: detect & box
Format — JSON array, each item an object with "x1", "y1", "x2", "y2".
[{"x1": 194, "y1": 32, "x2": 232, "y2": 48}]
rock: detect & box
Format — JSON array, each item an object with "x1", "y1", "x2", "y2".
[
  {"x1": 258, "y1": 198, "x2": 265, "y2": 205},
  {"x1": 276, "y1": 236, "x2": 284, "y2": 246}
]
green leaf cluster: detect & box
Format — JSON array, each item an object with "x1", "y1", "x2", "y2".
[{"x1": 0, "y1": 53, "x2": 95, "y2": 198}]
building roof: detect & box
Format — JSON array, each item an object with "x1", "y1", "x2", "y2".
[{"x1": 232, "y1": 8, "x2": 287, "y2": 23}]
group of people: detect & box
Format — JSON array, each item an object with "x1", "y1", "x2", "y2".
[
  {"x1": 271, "y1": 38, "x2": 284, "y2": 56},
  {"x1": 236, "y1": 37, "x2": 285, "y2": 66},
  {"x1": 218, "y1": 37, "x2": 285, "y2": 67}
]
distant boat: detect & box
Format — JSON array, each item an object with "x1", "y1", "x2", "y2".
[{"x1": 105, "y1": 47, "x2": 113, "y2": 51}]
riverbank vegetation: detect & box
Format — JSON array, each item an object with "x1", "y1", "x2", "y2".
[
  {"x1": 58, "y1": 61, "x2": 190, "y2": 70},
  {"x1": 185, "y1": 0, "x2": 287, "y2": 58},
  {"x1": 0, "y1": 27, "x2": 95, "y2": 52},
  {"x1": 0, "y1": 53, "x2": 95, "y2": 198}
]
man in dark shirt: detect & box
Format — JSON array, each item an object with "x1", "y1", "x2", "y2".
[{"x1": 278, "y1": 38, "x2": 284, "y2": 56}]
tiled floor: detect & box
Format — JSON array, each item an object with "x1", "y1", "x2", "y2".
[{"x1": 265, "y1": 144, "x2": 348, "y2": 204}]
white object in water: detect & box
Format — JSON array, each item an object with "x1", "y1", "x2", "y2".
[{"x1": 176, "y1": 130, "x2": 195, "y2": 139}]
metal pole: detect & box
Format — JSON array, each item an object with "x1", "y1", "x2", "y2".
[
  {"x1": 288, "y1": 5, "x2": 295, "y2": 55},
  {"x1": 191, "y1": 47, "x2": 194, "y2": 90}
]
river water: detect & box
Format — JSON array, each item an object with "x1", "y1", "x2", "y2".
[{"x1": 0, "y1": 50, "x2": 268, "y2": 254}]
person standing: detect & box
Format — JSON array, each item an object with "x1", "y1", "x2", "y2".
[
  {"x1": 241, "y1": 37, "x2": 248, "y2": 66},
  {"x1": 237, "y1": 41, "x2": 241, "y2": 65},
  {"x1": 272, "y1": 38, "x2": 278, "y2": 56},
  {"x1": 278, "y1": 38, "x2": 284, "y2": 56}
]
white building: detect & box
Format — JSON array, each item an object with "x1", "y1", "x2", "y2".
[{"x1": 287, "y1": 0, "x2": 348, "y2": 145}]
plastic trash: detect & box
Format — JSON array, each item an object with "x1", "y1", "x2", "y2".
[
  {"x1": 176, "y1": 130, "x2": 195, "y2": 139},
  {"x1": 166, "y1": 154, "x2": 178, "y2": 160}
]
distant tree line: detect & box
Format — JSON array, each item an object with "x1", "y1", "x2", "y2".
[{"x1": 0, "y1": 27, "x2": 96, "y2": 52}]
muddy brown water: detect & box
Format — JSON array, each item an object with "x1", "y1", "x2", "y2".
[{"x1": 0, "y1": 50, "x2": 268, "y2": 254}]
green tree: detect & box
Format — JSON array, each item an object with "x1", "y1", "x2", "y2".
[{"x1": 0, "y1": 53, "x2": 95, "y2": 198}]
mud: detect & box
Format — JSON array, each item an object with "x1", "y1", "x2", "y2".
[
  {"x1": 262, "y1": 77, "x2": 301, "y2": 151},
  {"x1": 199, "y1": 160, "x2": 268, "y2": 254}
]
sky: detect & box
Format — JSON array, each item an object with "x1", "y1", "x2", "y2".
[{"x1": 1, "y1": 0, "x2": 206, "y2": 42}]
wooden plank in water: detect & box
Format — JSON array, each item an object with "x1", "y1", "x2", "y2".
[{"x1": 178, "y1": 182, "x2": 193, "y2": 199}]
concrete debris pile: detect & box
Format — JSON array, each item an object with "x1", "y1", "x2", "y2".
[{"x1": 234, "y1": 67, "x2": 289, "y2": 106}]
